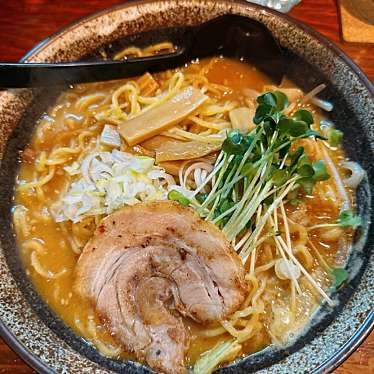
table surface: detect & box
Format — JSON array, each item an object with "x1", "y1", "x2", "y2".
[{"x1": 0, "y1": 0, "x2": 372, "y2": 373}]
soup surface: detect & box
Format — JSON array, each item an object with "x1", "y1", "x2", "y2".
[{"x1": 13, "y1": 53, "x2": 360, "y2": 374}]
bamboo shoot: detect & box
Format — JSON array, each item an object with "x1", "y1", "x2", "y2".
[
  {"x1": 119, "y1": 86, "x2": 208, "y2": 146},
  {"x1": 155, "y1": 140, "x2": 220, "y2": 162}
]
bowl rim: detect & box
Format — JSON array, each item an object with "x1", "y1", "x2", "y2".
[
  {"x1": 1, "y1": 1, "x2": 373, "y2": 373},
  {"x1": 21, "y1": 0, "x2": 373, "y2": 95}
]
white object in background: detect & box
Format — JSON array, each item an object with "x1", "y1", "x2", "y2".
[{"x1": 247, "y1": 0, "x2": 301, "y2": 13}]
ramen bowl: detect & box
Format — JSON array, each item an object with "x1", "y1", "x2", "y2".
[{"x1": 0, "y1": 1, "x2": 373, "y2": 373}]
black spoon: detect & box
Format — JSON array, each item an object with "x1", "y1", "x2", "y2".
[{"x1": 0, "y1": 15, "x2": 284, "y2": 88}]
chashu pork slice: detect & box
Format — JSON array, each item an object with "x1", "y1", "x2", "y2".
[{"x1": 74, "y1": 201, "x2": 246, "y2": 374}]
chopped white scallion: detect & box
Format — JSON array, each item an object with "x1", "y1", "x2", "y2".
[
  {"x1": 52, "y1": 150, "x2": 174, "y2": 223},
  {"x1": 63, "y1": 161, "x2": 81, "y2": 176}
]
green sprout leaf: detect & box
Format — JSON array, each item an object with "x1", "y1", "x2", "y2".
[
  {"x1": 328, "y1": 128, "x2": 343, "y2": 147},
  {"x1": 337, "y1": 210, "x2": 362, "y2": 228},
  {"x1": 256, "y1": 91, "x2": 288, "y2": 112},
  {"x1": 253, "y1": 104, "x2": 272, "y2": 125},
  {"x1": 290, "y1": 146, "x2": 305, "y2": 166},
  {"x1": 273, "y1": 91, "x2": 289, "y2": 111},
  {"x1": 241, "y1": 162, "x2": 255, "y2": 177},
  {"x1": 257, "y1": 92, "x2": 277, "y2": 107},
  {"x1": 222, "y1": 130, "x2": 250, "y2": 155},
  {"x1": 254, "y1": 91, "x2": 289, "y2": 125},
  {"x1": 293, "y1": 109, "x2": 314, "y2": 125},
  {"x1": 168, "y1": 190, "x2": 190, "y2": 206},
  {"x1": 312, "y1": 160, "x2": 330, "y2": 181},
  {"x1": 331, "y1": 267, "x2": 349, "y2": 289},
  {"x1": 278, "y1": 118, "x2": 309, "y2": 137},
  {"x1": 219, "y1": 200, "x2": 235, "y2": 214},
  {"x1": 298, "y1": 177, "x2": 315, "y2": 194},
  {"x1": 270, "y1": 111, "x2": 285, "y2": 124},
  {"x1": 289, "y1": 120, "x2": 309, "y2": 137},
  {"x1": 308, "y1": 209, "x2": 361, "y2": 231},
  {"x1": 272, "y1": 169, "x2": 288, "y2": 186},
  {"x1": 297, "y1": 164, "x2": 314, "y2": 177},
  {"x1": 302, "y1": 129, "x2": 327, "y2": 140},
  {"x1": 263, "y1": 119, "x2": 276, "y2": 136},
  {"x1": 277, "y1": 117, "x2": 294, "y2": 134}
]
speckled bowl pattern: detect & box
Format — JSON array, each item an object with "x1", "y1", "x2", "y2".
[{"x1": 0, "y1": 1, "x2": 373, "y2": 373}]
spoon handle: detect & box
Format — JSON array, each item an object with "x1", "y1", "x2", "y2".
[{"x1": 0, "y1": 49, "x2": 186, "y2": 88}]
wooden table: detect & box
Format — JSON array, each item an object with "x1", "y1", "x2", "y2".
[{"x1": 0, "y1": 0, "x2": 372, "y2": 373}]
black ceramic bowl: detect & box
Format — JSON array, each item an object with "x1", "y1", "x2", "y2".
[{"x1": 0, "y1": 1, "x2": 373, "y2": 373}]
